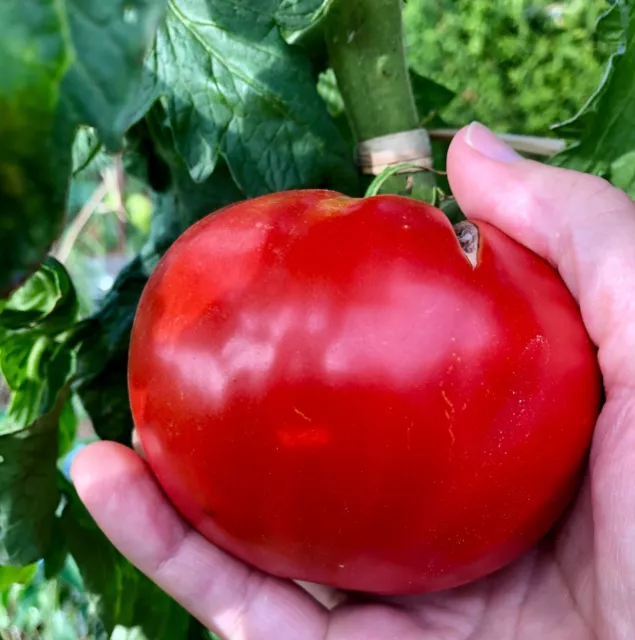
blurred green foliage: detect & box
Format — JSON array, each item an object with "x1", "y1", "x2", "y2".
[{"x1": 404, "y1": 0, "x2": 612, "y2": 134}]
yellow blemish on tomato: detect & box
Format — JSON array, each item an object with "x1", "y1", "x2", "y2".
[
  {"x1": 257, "y1": 194, "x2": 289, "y2": 208},
  {"x1": 293, "y1": 407, "x2": 312, "y2": 422},
  {"x1": 441, "y1": 389, "x2": 454, "y2": 412},
  {"x1": 309, "y1": 196, "x2": 356, "y2": 219}
]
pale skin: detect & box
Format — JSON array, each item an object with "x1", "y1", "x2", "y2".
[{"x1": 72, "y1": 122, "x2": 635, "y2": 639}]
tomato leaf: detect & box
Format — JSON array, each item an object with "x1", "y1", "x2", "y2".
[
  {"x1": 3, "y1": 344, "x2": 74, "y2": 431},
  {"x1": 0, "y1": 0, "x2": 166, "y2": 296},
  {"x1": 71, "y1": 127, "x2": 111, "y2": 179},
  {"x1": 0, "y1": 1, "x2": 73, "y2": 296},
  {"x1": 0, "y1": 259, "x2": 78, "y2": 336},
  {"x1": 150, "y1": 0, "x2": 355, "y2": 196},
  {"x1": 0, "y1": 260, "x2": 79, "y2": 433},
  {"x1": 0, "y1": 387, "x2": 66, "y2": 566},
  {"x1": 409, "y1": 69, "x2": 456, "y2": 125},
  {"x1": 550, "y1": 0, "x2": 635, "y2": 175},
  {"x1": 57, "y1": 394, "x2": 79, "y2": 458},
  {"x1": 552, "y1": 1, "x2": 627, "y2": 140},
  {"x1": 61, "y1": 0, "x2": 166, "y2": 151},
  {"x1": 60, "y1": 480, "x2": 191, "y2": 638},
  {"x1": 275, "y1": 0, "x2": 333, "y2": 31},
  {"x1": 42, "y1": 517, "x2": 69, "y2": 580},
  {"x1": 0, "y1": 340, "x2": 35, "y2": 393},
  {"x1": 406, "y1": 69, "x2": 456, "y2": 193}
]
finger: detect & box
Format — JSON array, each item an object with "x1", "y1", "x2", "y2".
[
  {"x1": 70, "y1": 441, "x2": 328, "y2": 640},
  {"x1": 447, "y1": 122, "x2": 635, "y2": 391}
]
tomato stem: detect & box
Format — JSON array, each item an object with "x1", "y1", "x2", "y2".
[
  {"x1": 324, "y1": 0, "x2": 435, "y2": 195},
  {"x1": 325, "y1": 0, "x2": 417, "y2": 140}
]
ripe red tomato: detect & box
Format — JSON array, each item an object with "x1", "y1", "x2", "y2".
[{"x1": 128, "y1": 189, "x2": 601, "y2": 594}]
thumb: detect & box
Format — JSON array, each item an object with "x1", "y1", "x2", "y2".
[{"x1": 447, "y1": 122, "x2": 635, "y2": 391}]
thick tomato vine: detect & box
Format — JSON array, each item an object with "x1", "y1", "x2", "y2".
[{"x1": 128, "y1": 189, "x2": 601, "y2": 594}]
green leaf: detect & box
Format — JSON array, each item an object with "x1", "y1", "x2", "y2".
[
  {"x1": 550, "y1": 0, "x2": 635, "y2": 174},
  {"x1": 610, "y1": 149, "x2": 635, "y2": 199},
  {"x1": 409, "y1": 69, "x2": 456, "y2": 124},
  {"x1": 4, "y1": 378, "x2": 49, "y2": 433},
  {"x1": 0, "y1": 564, "x2": 38, "y2": 590},
  {"x1": 275, "y1": 0, "x2": 333, "y2": 31},
  {"x1": 72, "y1": 126, "x2": 110, "y2": 178},
  {"x1": 4, "y1": 265, "x2": 64, "y2": 324},
  {"x1": 552, "y1": 1, "x2": 627, "y2": 140},
  {"x1": 118, "y1": 65, "x2": 162, "y2": 135},
  {"x1": 0, "y1": 387, "x2": 66, "y2": 566},
  {"x1": 57, "y1": 395, "x2": 78, "y2": 457},
  {"x1": 594, "y1": 0, "x2": 628, "y2": 53},
  {"x1": 0, "y1": 257, "x2": 78, "y2": 334},
  {"x1": 0, "y1": 0, "x2": 166, "y2": 295},
  {"x1": 2, "y1": 338, "x2": 76, "y2": 431},
  {"x1": 61, "y1": 0, "x2": 166, "y2": 150},
  {"x1": 43, "y1": 517, "x2": 69, "y2": 579},
  {"x1": 0, "y1": 262, "x2": 79, "y2": 432},
  {"x1": 0, "y1": 339, "x2": 35, "y2": 391},
  {"x1": 408, "y1": 70, "x2": 455, "y2": 194},
  {"x1": 152, "y1": 0, "x2": 355, "y2": 196},
  {"x1": 0, "y1": 0, "x2": 73, "y2": 296},
  {"x1": 61, "y1": 483, "x2": 190, "y2": 638}
]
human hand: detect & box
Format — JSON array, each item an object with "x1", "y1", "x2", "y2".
[{"x1": 71, "y1": 122, "x2": 635, "y2": 639}]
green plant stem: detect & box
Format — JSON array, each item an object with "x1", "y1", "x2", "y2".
[
  {"x1": 325, "y1": 0, "x2": 418, "y2": 140},
  {"x1": 324, "y1": 0, "x2": 434, "y2": 194}
]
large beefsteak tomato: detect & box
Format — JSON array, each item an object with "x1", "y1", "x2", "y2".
[{"x1": 128, "y1": 190, "x2": 601, "y2": 594}]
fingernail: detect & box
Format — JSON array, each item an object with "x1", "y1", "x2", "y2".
[{"x1": 465, "y1": 122, "x2": 522, "y2": 163}]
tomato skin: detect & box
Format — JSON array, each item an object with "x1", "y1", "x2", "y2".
[{"x1": 128, "y1": 189, "x2": 601, "y2": 594}]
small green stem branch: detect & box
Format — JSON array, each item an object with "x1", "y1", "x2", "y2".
[{"x1": 325, "y1": 0, "x2": 435, "y2": 195}]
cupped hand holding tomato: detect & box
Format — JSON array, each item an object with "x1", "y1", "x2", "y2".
[
  {"x1": 73, "y1": 124, "x2": 635, "y2": 639},
  {"x1": 126, "y1": 165, "x2": 599, "y2": 594}
]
